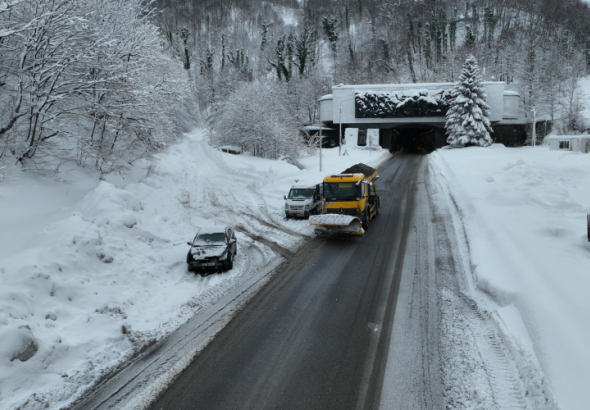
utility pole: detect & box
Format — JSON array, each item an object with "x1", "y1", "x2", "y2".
[{"x1": 532, "y1": 104, "x2": 537, "y2": 147}]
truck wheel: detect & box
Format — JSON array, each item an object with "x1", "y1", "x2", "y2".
[{"x1": 363, "y1": 210, "x2": 370, "y2": 230}]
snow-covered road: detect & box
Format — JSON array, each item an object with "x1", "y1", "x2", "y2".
[
  {"x1": 382, "y1": 157, "x2": 556, "y2": 409},
  {"x1": 1, "y1": 129, "x2": 587, "y2": 409},
  {"x1": 0, "y1": 130, "x2": 391, "y2": 409}
]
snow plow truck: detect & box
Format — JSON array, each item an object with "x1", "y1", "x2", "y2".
[{"x1": 309, "y1": 163, "x2": 380, "y2": 236}]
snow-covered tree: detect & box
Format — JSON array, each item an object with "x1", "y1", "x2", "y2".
[
  {"x1": 445, "y1": 55, "x2": 493, "y2": 147},
  {"x1": 210, "y1": 79, "x2": 302, "y2": 162},
  {"x1": 0, "y1": 0, "x2": 197, "y2": 174}
]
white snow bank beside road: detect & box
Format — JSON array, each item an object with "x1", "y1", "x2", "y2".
[
  {"x1": 0, "y1": 129, "x2": 390, "y2": 410},
  {"x1": 431, "y1": 144, "x2": 590, "y2": 410}
]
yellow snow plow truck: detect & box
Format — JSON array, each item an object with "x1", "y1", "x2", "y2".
[{"x1": 309, "y1": 163, "x2": 380, "y2": 236}]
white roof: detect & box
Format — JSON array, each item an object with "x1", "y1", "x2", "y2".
[
  {"x1": 333, "y1": 81, "x2": 504, "y2": 90},
  {"x1": 290, "y1": 184, "x2": 316, "y2": 189},
  {"x1": 198, "y1": 225, "x2": 228, "y2": 234},
  {"x1": 301, "y1": 125, "x2": 334, "y2": 131},
  {"x1": 548, "y1": 135, "x2": 589, "y2": 140}
]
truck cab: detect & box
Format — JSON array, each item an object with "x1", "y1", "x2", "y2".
[
  {"x1": 322, "y1": 164, "x2": 379, "y2": 230},
  {"x1": 284, "y1": 184, "x2": 323, "y2": 218}
]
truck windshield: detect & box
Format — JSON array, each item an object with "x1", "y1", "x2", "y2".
[
  {"x1": 288, "y1": 188, "x2": 315, "y2": 199},
  {"x1": 323, "y1": 182, "x2": 359, "y2": 201}
]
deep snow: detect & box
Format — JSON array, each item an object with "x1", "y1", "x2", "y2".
[
  {"x1": 431, "y1": 144, "x2": 590, "y2": 410},
  {"x1": 1, "y1": 127, "x2": 590, "y2": 409},
  {"x1": 0, "y1": 130, "x2": 390, "y2": 409}
]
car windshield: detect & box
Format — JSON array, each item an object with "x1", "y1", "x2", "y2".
[
  {"x1": 323, "y1": 182, "x2": 359, "y2": 201},
  {"x1": 288, "y1": 188, "x2": 314, "y2": 199},
  {"x1": 193, "y1": 232, "x2": 226, "y2": 246}
]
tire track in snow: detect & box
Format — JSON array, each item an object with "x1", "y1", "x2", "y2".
[
  {"x1": 457, "y1": 292, "x2": 528, "y2": 409},
  {"x1": 68, "y1": 240, "x2": 281, "y2": 410},
  {"x1": 234, "y1": 226, "x2": 294, "y2": 260},
  {"x1": 425, "y1": 160, "x2": 532, "y2": 410},
  {"x1": 183, "y1": 139, "x2": 306, "y2": 254}
]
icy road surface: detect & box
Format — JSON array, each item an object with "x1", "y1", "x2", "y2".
[
  {"x1": 138, "y1": 154, "x2": 552, "y2": 410},
  {"x1": 2, "y1": 128, "x2": 556, "y2": 409}
]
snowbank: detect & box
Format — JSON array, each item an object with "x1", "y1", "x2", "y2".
[
  {"x1": 431, "y1": 144, "x2": 590, "y2": 410},
  {"x1": 0, "y1": 129, "x2": 390, "y2": 409}
]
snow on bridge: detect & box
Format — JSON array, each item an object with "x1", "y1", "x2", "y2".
[{"x1": 318, "y1": 82, "x2": 522, "y2": 149}]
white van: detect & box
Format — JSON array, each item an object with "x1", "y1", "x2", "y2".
[{"x1": 284, "y1": 184, "x2": 323, "y2": 218}]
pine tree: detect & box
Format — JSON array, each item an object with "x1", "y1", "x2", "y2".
[{"x1": 445, "y1": 55, "x2": 493, "y2": 147}]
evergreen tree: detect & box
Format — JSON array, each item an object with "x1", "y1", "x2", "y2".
[{"x1": 445, "y1": 55, "x2": 493, "y2": 147}]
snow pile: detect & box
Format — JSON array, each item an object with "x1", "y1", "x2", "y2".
[
  {"x1": 309, "y1": 214, "x2": 359, "y2": 226},
  {"x1": 431, "y1": 144, "x2": 590, "y2": 410},
  {"x1": 309, "y1": 214, "x2": 363, "y2": 234},
  {"x1": 0, "y1": 129, "x2": 390, "y2": 409}
]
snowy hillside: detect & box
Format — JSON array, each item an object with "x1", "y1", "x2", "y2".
[
  {"x1": 0, "y1": 130, "x2": 390, "y2": 409},
  {"x1": 431, "y1": 145, "x2": 590, "y2": 410},
  {"x1": 2, "y1": 129, "x2": 590, "y2": 410}
]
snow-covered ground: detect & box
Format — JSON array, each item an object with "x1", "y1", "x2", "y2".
[
  {"x1": 2, "y1": 126, "x2": 590, "y2": 410},
  {"x1": 431, "y1": 144, "x2": 590, "y2": 410},
  {"x1": 0, "y1": 130, "x2": 389, "y2": 410}
]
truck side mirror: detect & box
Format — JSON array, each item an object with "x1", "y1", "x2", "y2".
[{"x1": 284, "y1": 195, "x2": 287, "y2": 200}]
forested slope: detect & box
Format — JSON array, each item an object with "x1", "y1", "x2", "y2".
[
  {"x1": 155, "y1": 0, "x2": 590, "y2": 152},
  {"x1": 0, "y1": 0, "x2": 198, "y2": 176},
  {"x1": 3, "y1": 0, "x2": 590, "y2": 175}
]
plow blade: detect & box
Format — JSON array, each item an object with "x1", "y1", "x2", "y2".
[{"x1": 309, "y1": 214, "x2": 364, "y2": 236}]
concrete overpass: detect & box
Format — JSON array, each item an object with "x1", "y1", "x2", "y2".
[{"x1": 317, "y1": 82, "x2": 522, "y2": 150}]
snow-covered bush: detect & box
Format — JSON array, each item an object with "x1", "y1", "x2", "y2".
[
  {"x1": 210, "y1": 80, "x2": 303, "y2": 162},
  {"x1": 445, "y1": 55, "x2": 493, "y2": 147}
]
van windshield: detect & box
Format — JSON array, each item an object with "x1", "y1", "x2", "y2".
[
  {"x1": 323, "y1": 182, "x2": 359, "y2": 201},
  {"x1": 288, "y1": 188, "x2": 314, "y2": 199}
]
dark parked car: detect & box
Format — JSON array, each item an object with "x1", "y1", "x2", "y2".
[{"x1": 187, "y1": 226, "x2": 237, "y2": 275}]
